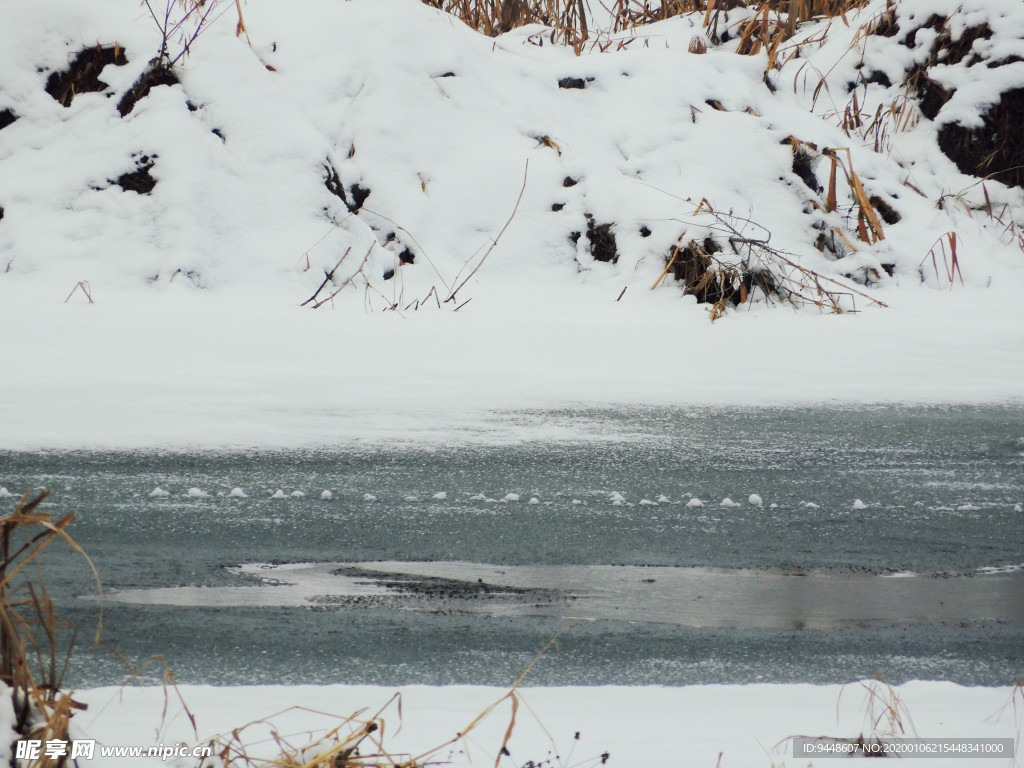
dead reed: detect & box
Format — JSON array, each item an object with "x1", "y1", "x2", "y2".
[
  {"x1": 200, "y1": 626, "x2": 593, "y2": 768},
  {"x1": 421, "y1": 0, "x2": 591, "y2": 51},
  {"x1": 422, "y1": 0, "x2": 870, "y2": 55},
  {"x1": 655, "y1": 199, "x2": 887, "y2": 319},
  {"x1": 1, "y1": 491, "x2": 102, "y2": 768}
]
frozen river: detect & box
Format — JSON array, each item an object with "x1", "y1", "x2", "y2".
[{"x1": 2, "y1": 405, "x2": 1022, "y2": 686}]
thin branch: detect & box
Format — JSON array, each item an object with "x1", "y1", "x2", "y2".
[{"x1": 445, "y1": 159, "x2": 528, "y2": 303}]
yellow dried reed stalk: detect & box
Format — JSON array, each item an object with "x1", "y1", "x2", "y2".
[{"x1": 1, "y1": 491, "x2": 102, "y2": 767}]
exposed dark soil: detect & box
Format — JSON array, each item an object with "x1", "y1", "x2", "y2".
[
  {"x1": 323, "y1": 161, "x2": 371, "y2": 213},
  {"x1": 349, "y1": 182, "x2": 371, "y2": 212},
  {"x1": 895, "y1": 17, "x2": 1022, "y2": 188},
  {"x1": 790, "y1": 145, "x2": 821, "y2": 194},
  {"x1": 0, "y1": 108, "x2": 16, "y2": 131},
  {"x1": 558, "y1": 76, "x2": 589, "y2": 90},
  {"x1": 938, "y1": 88, "x2": 1024, "y2": 189},
  {"x1": 114, "y1": 154, "x2": 157, "y2": 194},
  {"x1": 117, "y1": 60, "x2": 180, "y2": 117},
  {"x1": 869, "y1": 196, "x2": 901, "y2": 225},
  {"x1": 45, "y1": 44, "x2": 127, "y2": 107},
  {"x1": 902, "y1": 19, "x2": 993, "y2": 118},
  {"x1": 668, "y1": 237, "x2": 778, "y2": 307},
  {"x1": 585, "y1": 215, "x2": 617, "y2": 263}
]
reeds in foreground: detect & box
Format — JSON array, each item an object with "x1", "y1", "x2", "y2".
[{"x1": 1, "y1": 490, "x2": 101, "y2": 768}]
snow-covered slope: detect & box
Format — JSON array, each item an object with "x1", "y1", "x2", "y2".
[{"x1": 1, "y1": 0, "x2": 1022, "y2": 448}]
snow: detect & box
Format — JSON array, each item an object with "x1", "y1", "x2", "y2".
[
  {"x1": 2, "y1": 0, "x2": 1023, "y2": 761},
  {"x1": 61, "y1": 681, "x2": 1019, "y2": 768},
  {"x1": 0, "y1": 0, "x2": 1021, "y2": 451}
]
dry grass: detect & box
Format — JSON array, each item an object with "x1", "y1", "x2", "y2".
[
  {"x1": 199, "y1": 627, "x2": 591, "y2": 768},
  {"x1": 655, "y1": 199, "x2": 887, "y2": 319},
  {"x1": 1, "y1": 490, "x2": 102, "y2": 768},
  {"x1": 920, "y1": 232, "x2": 963, "y2": 289},
  {"x1": 421, "y1": 0, "x2": 869, "y2": 54},
  {"x1": 781, "y1": 673, "x2": 917, "y2": 759},
  {"x1": 422, "y1": 0, "x2": 591, "y2": 51}
]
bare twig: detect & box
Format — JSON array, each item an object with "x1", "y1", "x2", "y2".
[{"x1": 445, "y1": 160, "x2": 528, "y2": 303}]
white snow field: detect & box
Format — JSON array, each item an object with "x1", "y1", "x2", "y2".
[
  {"x1": 1, "y1": 0, "x2": 1023, "y2": 449},
  {"x1": 64, "y1": 682, "x2": 1021, "y2": 768},
  {"x1": 1, "y1": 0, "x2": 1023, "y2": 763}
]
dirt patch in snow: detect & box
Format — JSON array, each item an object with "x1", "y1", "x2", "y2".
[
  {"x1": 668, "y1": 237, "x2": 779, "y2": 308},
  {"x1": 938, "y1": 88, "x2": 1024, "y2": 189},
  {"x1": 118, "y1": 61, "x2": 180, "y2": 117},
  {"x1": 114, "y1": 154, "x2": 157, "y2": 194},
  {"x1": 585, "y1": 215, "x2": 617, "y2": 263},
  {"x1": 324, "y1": 160, "x2": 371, "y2": 213},
  {"x1": 45, "y1": 44, "x2": 128, "y2": 107},
  {"x1": 898, "y1": 16, "x2": 1022, "y2": 188}
]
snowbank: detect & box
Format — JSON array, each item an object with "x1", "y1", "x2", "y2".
[
  {"x1": 1, "y1": 0, "x2": 1023, "y2": 448},
  {"x1": 62, "y1": 682, "x2": 1020, "y2": 768}
]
